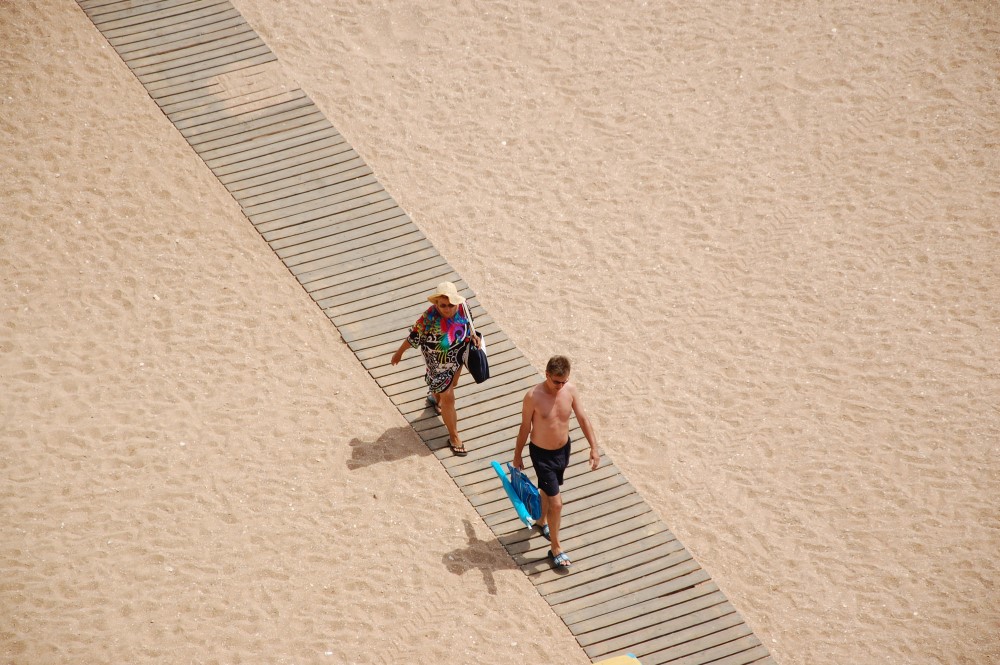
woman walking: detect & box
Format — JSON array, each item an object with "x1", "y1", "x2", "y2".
[{"x1": 390, "y1": 281, "x2": 481, "y2": 456}]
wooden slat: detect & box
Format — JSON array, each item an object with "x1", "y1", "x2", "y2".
[
  {"x1": 586, "y1": 604, "x2": 738, "y2": 659},
  {"x1": 571, "y1": 583, "x2": 722, "y2": 637},
  {"x1": 88, "y1": 0, "x2": 210, "y2": 22},
  {"x1": 101, "y1": 2, "x2": 233, "y2": 38},
  {"x1": 109, "y1": 7, "x2": 241, "y2": 49},
  {"x1": 130, "y1": 30, "x2": 261, "y2": 74},
  {"x1": 195, "y1": 119, "x2": 330, "y2": 162},
  {"x1": 215, "y1": 133, "x2": 349, "y2": 180},
  {"x1": 260, "y1": 193, "x2": 394, "y2": 240},
  {"x1": 636, "y1": 623, "x2": 752, "y2": 664},
  {"x1": 80, "y1": 4, "x2": 772, "y2": 664}
]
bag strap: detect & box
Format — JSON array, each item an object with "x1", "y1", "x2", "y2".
[{"x1": 462, "y1": 301, "x2": 477, "y2": 337}]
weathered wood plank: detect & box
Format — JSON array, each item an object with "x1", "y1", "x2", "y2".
[
  {"x1": 131, "y1": 31, "x2": 262, "y2": 74},
  {"x1": 203, "y1": 126, "x2": 340, "y2": 171},
  {"x1": 222, "y1": 144, "x2": 358, "y2": 191},
  {"x1": 214, "y1": 134, "x2": 348, "y2": 181},
  {"x1": 196, "y1": 119, "x2": 332, "y2": 162},
  {"x1": 88, "y1": 0, "x2": 212, "y2": 23},
  {"x1": 262, "y1": 194, "x2": 395, "y2": 242},
  {"x1": 94, "y1": 0, "x2": 229, "y2": 33},
  {"x1": 669, "y1": 637, "x2": 766, "y2": 665},
  {"x1": 102, "y1": 2, "x2": 233, "y2": 38},
  {"x1": 119, "y1": 21, "x2": 251, "y2": 63},
  {"x1": 633, "y1": 622, "x2": 751, "y2": 664},
  {"x1": 571, "y1": 583, "x2": 722, "y2": 638},
  {"x1": 143, "y1": 52, "x2": 278, "y2": 95},
  {"x1": 230, "y1": 155, "x2": 367, "y2": 201},
  {"x1": 109, "y1": 7, "x2": 241, "y2": 50},
  {"x1": 585, "y1": 604, "x2": 738, "y2": 659}
]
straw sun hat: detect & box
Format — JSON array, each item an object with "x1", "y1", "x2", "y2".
[{"x1": 427, "y1": 281, "x2": 466, "y2": 305}]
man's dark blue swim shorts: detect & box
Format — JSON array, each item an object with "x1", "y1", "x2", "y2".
[{"x1": 528, "y1": 437, "x2": 571, "y2": 496}]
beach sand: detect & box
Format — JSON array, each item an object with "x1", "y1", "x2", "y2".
[{"x1": 3, "y1": 1, "x2": 998, "y2": 663}]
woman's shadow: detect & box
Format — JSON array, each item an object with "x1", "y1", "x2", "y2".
[
  {"x1": 346, "y1": 425, "x2": 432, "y2": 470},
  {"x1": 442, "y1": 519, "x2": 518, "y2": 595}
]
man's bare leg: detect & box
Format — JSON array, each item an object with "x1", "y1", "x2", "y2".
[{"x1": 541, "y1": 490, "x2": 564, "y2": 555}]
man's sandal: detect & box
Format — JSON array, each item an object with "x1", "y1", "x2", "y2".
[{"x1": 549, "y1": 550, "x2": 572, "y2": 568}]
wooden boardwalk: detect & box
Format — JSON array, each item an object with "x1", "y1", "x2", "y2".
[{"x1": 76, "y1": 2, "x2": 774, "y2": 663}]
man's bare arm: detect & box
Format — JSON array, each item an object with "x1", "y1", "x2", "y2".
[
  {"x1": 572, "y1": 387, "x2": 600, "y2": 470},
  {"x1": 513, "y1": 390, "x2": 534, "y2": 470}
]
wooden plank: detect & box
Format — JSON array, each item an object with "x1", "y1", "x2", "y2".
[
  {"x1": 276, "y1": 212, "x2": 411, "y2": 264},
  {"x1": 240, "y1": 159, "x2": 372, "y2": 210},
  {"x1": 504, "y1": 500, "x2": 653, "y2": 562},
  {"x1": 108, "y1": 7, "x2": 240, "y2": 49},
  {"x1": 170, "y1": 87, "x2": 307, "y2": 131},
  {"x1": 543, "y1": 548, "x2": 694, "y2": 607},
  {"x1": 316, "y1": 261, "x2": 455, "y2": 311},
  {"x1": 561, "y1": 570, "x2": 713, "y2": 628},
  {"x1": 570, "y1": 583, "x2": 722, "y2": 637},
  {"x1": 117, "y1": 21, "x2": 251, "y2": 62},
  {"x1": 196, "y1": 119, "x2": 332, "y2": 163},
  {"x1": 308, "y1": 252, "x2": 446, "y2": 302},
  {"x1": 309, "y1": 244, "x2": 443, "y2": 302},
  {"x1": 137, "y1": 43, "x2": 273, "y2": 84},
  {"x1": 670, "y1": 638, "x2": 766, "y2": 665},
  {"x1": 260, "y1": 193, "x2": 394, "y2": 239},
  {"x1": 548, "y1": 556, "x2": 703, "y2": 617},
  {"x1": 585, "y1": 604, "x2": 738, "y2": 659},
  {"x1": 168, "y1": 87, "x2": 296, "y2": 128},
  {"x1": 143, "y1": 52, "x2": 279, "y2": 95},
  {"x1": 186, "y1": 105, "x2": 323, "y2": 151},
  {"x1": 509, "y1": 494, "x2": 651, "y2": 555},
  {"x1": 93, "y1": 0, "x2": 229, "y2": 32},
  {"x1": 516, "y1": 496, "x2": 659, "y2": 567},
  {"x1": 220, "y1": 143, "x2": 356, "y2": 189},
  {"x1": 318, "y1": 264, "x2": 457, "y2": 312},
  {"x1": 577, "y1": 591, "x2": 728, "y2": 648},
  {"x1": 151, "y1": 82, "x2": 227, "y2": 112},
  {"x1": 131, "y1": 31, "x2": 261, "y2": 74},
  {"x1": 102, "y1": 2, "x2": 233, "y2": 38},
  {"x1": 213, "y1": 133, "x2": 348, "y2": 179},
  {"x1": 117, "y1": 17, "x2": 247, "y2": 59},
  {"x1": 533, "y1": 531, "x2": 679, "y2": 589},
  {"x1": 229, "y1": 155, "x2": 367, "y2": 201},
  {"x1": 633, "y1": 623, "x2": 752, "y2": 664},
  {"x1": 243, "y1": 172, "x2": 377, "y2": 217},
  {"x1": 166, "y1": 87, "x2": 291, "y2": 124},
  {"x1": 87, "y1": 0, "x2": 209, "y2": 21},
  {"x1": 327, "y1": 271, "x2": 462, "y2": 327},
  {"x1": 181, "y1": 95, "x2": 315, "y2": 140}
]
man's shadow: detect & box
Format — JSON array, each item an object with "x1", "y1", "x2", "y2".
[
  {"x1": 442, "y1": 519, "x2": 518, "y2": 595},
  {"x1": 346, "y1": 426, "x2": 431, "y2": 470}
]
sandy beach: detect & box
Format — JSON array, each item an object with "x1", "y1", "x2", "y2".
[{"x1": 3, "y1": 1, "x2": 998, "y2": 663}]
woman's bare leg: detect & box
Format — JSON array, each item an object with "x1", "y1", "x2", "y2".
[{"x1": 437, "y1": 368, "x2": 463, "y2": 449}]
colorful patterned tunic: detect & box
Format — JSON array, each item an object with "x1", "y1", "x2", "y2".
[{"x1": 407, "y1": 305, "x2": 472, "y2": 394}]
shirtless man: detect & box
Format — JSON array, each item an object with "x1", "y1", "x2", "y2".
[{"x1": 513, "y1": 355, "x2": 600, "y2": 568}]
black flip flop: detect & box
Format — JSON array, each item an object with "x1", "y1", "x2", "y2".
[{"x1": 449, "y1": 439, "x2": 468, "y2": 457}]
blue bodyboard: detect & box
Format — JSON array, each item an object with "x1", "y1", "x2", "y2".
[{"x1": 491, "y1": 460, "x2": 542, "y2": 528}]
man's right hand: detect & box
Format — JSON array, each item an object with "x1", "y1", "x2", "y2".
[{"x1": 512, "y1": 451, "x2": 524, "y2": 470}]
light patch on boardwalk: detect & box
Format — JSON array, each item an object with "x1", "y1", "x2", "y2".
[{"x1": 209, "y1": 62, "x2": 300, "y2": 119}]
